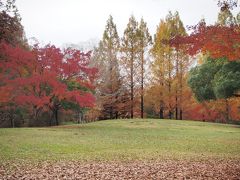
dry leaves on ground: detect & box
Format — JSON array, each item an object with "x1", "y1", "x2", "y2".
[{"x1": 1, "y1": 159, "x2": 240, "y2": 180}]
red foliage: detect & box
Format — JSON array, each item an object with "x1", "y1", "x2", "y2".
[
  {"x1": 189, "y1": 104, "x2": 219, "y2": 121},
  {"x1": 0, "y1": 42, "x2": 97, "y2": 117},
  {"x1": 170, "y1": 22, "x2": 240, "y2": 61}
]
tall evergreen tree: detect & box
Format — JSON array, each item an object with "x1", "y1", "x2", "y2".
[
  {"x1": 151, "y1": 19, "x2": 169, "y2": 119},
  {"x1": 138, "y1": 18, "x2": 152, "y2": 118},
  {"x1": 167, "y1": 12, "x2": 188, "y2": 120},
  {"x1": 92, "y1": 15, "x2": 122, "y2": 119},
  {"x1": 151, "y1": 11, "x2": 188, "y2": 120},
  {"x1": 121, "y1": 15, "x2": 139, "y2": 119}
]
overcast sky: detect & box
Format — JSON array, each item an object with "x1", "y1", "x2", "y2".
[{"x1": 16, "y1": 0, "x2": 239, "y2": 47}]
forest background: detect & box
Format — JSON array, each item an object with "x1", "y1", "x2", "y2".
[{"x1": 0, "y1": 0, "x2": 240, "y2": 127}]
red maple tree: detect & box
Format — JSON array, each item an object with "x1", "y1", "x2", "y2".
[
  {"x1": 0, "y1": 42, "x2": 97, "y2": 124},
  {"x1": 170, "y1": 22, "x2": 240, "y2": 61}
]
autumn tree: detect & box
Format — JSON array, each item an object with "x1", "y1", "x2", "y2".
[
  {"x1": 121, "y1": 15, "x2": 140, "y2": 118},
  {"x1": 0, "y1": 43, "x2": 31, "y2": 127},
  {"x1": 170, "y1": 1, "x2": 240, "y2": 122},
  {"x1": 188, "y1": 57, "x2": 240, "y2": 122},
  {"x1": 169, "y1": 3, "x2": 239, "y2": 62},
  {"x1": 150, "y1": 11, "x2": 188, "y2": 119},
  {"x1": 0, "y1": 0, "x2": 29, "y2": 127},
  {"x1": 0, "y1": 0, "x2": 27, "y2": 47},
  {"x1": 42, "y1": 46, "x2": 96, "y2": 125},
  {"x1": 137, "y1": 18, "x2": 152, "y2": 118},
  {"x1": 151, "y1": 20, "x2": 168, "y2": 119},
  {"x1": 92, "y1": 15, "x2": 122, "y2": 119},
  {"x1": 170, "y1": 19, "x2": 240, "y2": 61},
  {"x1": 167, "y1": 12, "x2": 189, "y2": 120},
  {"x1": 0, "y1": 42, "x2": 97, "y2": 126}
]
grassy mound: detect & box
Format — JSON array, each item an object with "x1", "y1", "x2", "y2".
[{"x1": 0, "y1": 119, "x2": 239, "y2": 162}]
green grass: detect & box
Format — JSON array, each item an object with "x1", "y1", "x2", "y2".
[{"x1": 0, "y1": 119, "x2": 240, "y2": 162}]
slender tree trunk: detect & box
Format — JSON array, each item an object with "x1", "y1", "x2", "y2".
[
  {"x1": 10, "y1": 112, "x2": 15, "y2": 128},
  {"x1": 168, "y1": 54, "x2": 172, "y2": 119},
  {"x1": 78, "y1": 111, "x2": 82, "y2": 124},
  {"x1": 8, "y1": 108, "x2": 15, "y2": 128},
  {"x1": 169, "y1": 111, "x2": 172, "y2": 119},
  {"x1": 168, "y1": 80, "x2": 172, "y2": 120},
  {"x1": 179, "y1": 53, "x2": 183, "y2": 120},
  {"x1": 175, "y1": 50, "x2": 179, "y2": 120},
  {"x1": 33, "y1": 106, "x2": 41, "y2": 125},
  {"x1": 141, "y1": 94, "x2": 144, "y2": 118},
  {"x1": 110, "y1": 106, "x2": 113, "y2": 119},
  {"x1": 175, "y1": 96, "x2": 178, "y2": 120},
  {"x1": 130, "y1": 51, "x2": 134, "y2": 119},
  {"x1": 109, "y1": 52, "x2": 113, "y2": 119},
  {"x1": 50, "y1": 112, "x2": 53, "y2": 126},
  {"x1": 159, "y1": 81, "x2": 164, "y2": 119},
  {"x1": 180, "y1": 109, "x2": 183, "y2": 120},
  {"x1": 159, "y1": 102, "x2": 164, "y2": 119},
  {"x1": 141, "y1": 49, "x2": 144, "y2": 119},
  {"x1": 225, "y1": 99, "x2": 230, "y2": 123},
  {"x1": 55, "y1": 108, "x2": 59, "y2": 126},
  {"x1": 202, "y1": 102, "x2": 213, "y2": 122}
]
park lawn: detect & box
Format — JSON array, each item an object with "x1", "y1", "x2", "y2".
[{"x1": 0, "y1": 119, "x2": 240, "y2": 163}]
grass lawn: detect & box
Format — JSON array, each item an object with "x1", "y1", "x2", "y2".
[{"x1": 0, "y1": 119, "x2": 240, "y2": 163}]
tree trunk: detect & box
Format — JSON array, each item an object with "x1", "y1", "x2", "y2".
[
  {"x1": 179, "y1": 52, "x2": 183, "y2": 120},
  {"x1": 225, "y1": 99, "x2": 230, "y2": 123},
  {"x1": 33, "y1": 106, "x2": 41, "y2": 125},
  {"x1": 110, "y1": 106, "x2": 113, "y2": 119},
  {"x1": 78, "y1": 111, "x2": 82, "y2": 124},
  {"x1": 175, "y1": 49, "x2": 179, "y2": 120},
  {"x1": 202, "y1": 102, "x2": 213, "y2": 122},
  {"x1": 130, "y1": 52, "x2": 134, "y2": 119},
  {"x1": 50, "y1": 112, "x2": 54, "y2": 126},
  {"x1": 110, "y1": 54, "x2": 113, "y2": 120},
  {"x1": 180, "y1": 109, "x2": 183, "y2": 120},
  {"x1": 168, "y1": 54, "x2": 172, "y2": 120},
  {"x1": 141, "y1": 49, "x2": 144, "y2": 119},
  {"x1": 169, "y1": 111, "x2": 172, "y2": 119},
  {"x1": 175, "y1": 98, "x2": 178, "y2": 120},
  {"x1": 10, "y1": 114, "x2": 15, "y2": 128},
  {"x1": 159, "y1": 106, "x2": 164, "y2": 119},
  {"x1": 168, "y1": 80, "x2": 172, "y2": 119},
  {"x1": 8, "y1": 108, "x2": 15, "y2": 128},
  {"x1": 55, "y1": 108, "x2": 59, "y2": 126}
]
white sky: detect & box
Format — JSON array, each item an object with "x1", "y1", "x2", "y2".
[{"x1": 16, "y1": 0, "x2": 239, "y2": 46}]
